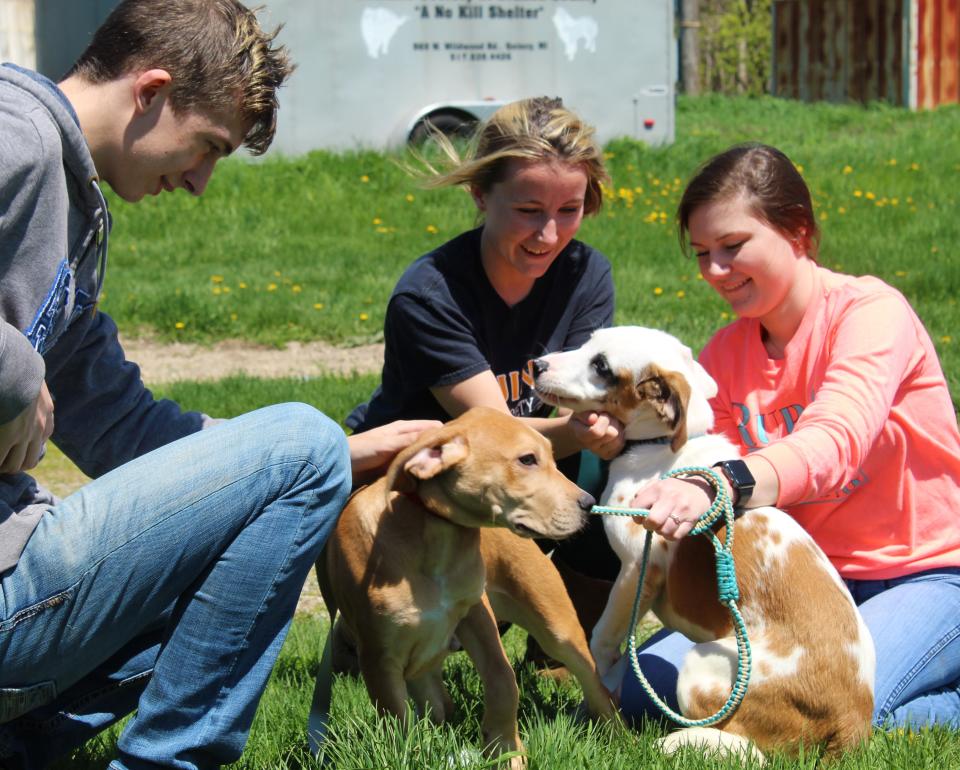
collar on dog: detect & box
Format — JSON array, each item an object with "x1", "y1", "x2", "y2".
[
  {"x1": 623, "y1": 436, "x2": 672, "y2": 448},
  {"x1": 622, "y1": 433, "x2": 706, "y2": 450},
  {"x1": 401, "y1": 490, "x2": 427, "y2": 509}
]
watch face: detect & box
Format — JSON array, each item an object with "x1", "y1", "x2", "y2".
[{"x1": 722, "y1": 460, "x2": 755, "y2": 489}]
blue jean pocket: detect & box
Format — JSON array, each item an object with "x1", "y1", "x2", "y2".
[{"x1": 0, "y1": 681, "x2": 56, "y2": 724}]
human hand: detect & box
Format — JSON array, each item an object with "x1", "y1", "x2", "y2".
[
  {"x1": 570, "y1": 411, "x2": 626, "y2": 461},
  {"x1": 0, "y1": 381, "x2": 54, "y2": 474},
  {"x1": 629, "y1": 476, "x2": 714, "y2": 541},
  {"x1": 348, "y1": 419, "x2": 442, "y2": 480}
]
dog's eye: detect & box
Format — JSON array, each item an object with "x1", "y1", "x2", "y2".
[
  {"x1": 591, "y1": 354, "x2": 612, "y2": 380},
  {"x1": 518, "y1": 453, "x2": 538, "y2": 467}
]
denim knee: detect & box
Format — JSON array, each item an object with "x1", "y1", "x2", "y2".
[{"x1": 257, "y1": 402, "x2": 351, "y2": 501}]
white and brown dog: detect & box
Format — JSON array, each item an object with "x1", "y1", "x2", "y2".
[
  {"x1": 533, "y1": 326, "x2": 875, "y2": 761},
  {"x1": 318, "y1": 407, "x2": 615, "y2": 767}
]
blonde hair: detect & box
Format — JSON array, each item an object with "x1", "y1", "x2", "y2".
[
  {"x1": 68, "y1": 0, "x2": 293, "y2": 155},
  {"x1": 421, "y1": 97, "x2": 608, "y2": 215}
]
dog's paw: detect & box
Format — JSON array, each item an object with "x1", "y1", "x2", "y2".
[{"x1": 657, "y1": 728, "x2": 765, "y2": 765}]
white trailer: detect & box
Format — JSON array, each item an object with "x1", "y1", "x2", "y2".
[
  {"x1": 4, "y1": 0, "x2": 676, "y2": 154},
  {"x1": 266, "y1": 0, "x2": 676, "y2": 153}
]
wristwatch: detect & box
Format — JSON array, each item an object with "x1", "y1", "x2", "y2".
[{"x1": 712, "y1": 460, "x2": 755, "y2": 508}]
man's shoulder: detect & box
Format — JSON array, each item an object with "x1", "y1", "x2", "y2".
[{"x1": 0, "y1": 74, "x2": 67, "y2": 174}]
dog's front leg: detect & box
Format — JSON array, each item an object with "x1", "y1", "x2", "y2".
[
  {"x1": 408, "y1": 669, "x2": 453, "y2": 723},
  {"x1": 357, "y1": 645, "x2": 411, "y2": 725},
  {"x1": 455, "y1": 593, "x2": 525, "y2": 769},
  {"x1": 591, "y1": 559, "x2": 662, "y2": 677}
]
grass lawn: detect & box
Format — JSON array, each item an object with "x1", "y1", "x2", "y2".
[
  {"x1": 101, "y1": 95, "x2": 960, "y2": 397},
  {"x1": 30, "y1": 93, "x2": 960, "y2": 767}
]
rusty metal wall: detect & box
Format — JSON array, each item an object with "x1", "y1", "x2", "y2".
[
  {"x1": 773, "y1": 0, "x2": 959, "y2": 109},
  {"x1": 917, "y1": 0, "x2": 960, "y2": 107}
]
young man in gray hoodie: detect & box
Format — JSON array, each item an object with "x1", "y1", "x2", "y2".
[{"x1": 0, "y1": 2, "x2": 434, "y2": 768}]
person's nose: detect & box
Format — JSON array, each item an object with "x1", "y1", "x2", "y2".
[
  {"x1": 181, "y1": 155, "x2": 217, "y2": 196},
  {"x1": 538, "y1": 216, "x2": 558, "y2": 245},
  {"x1": 700, "y1": 249, "x2": 733, "y2": 279}
]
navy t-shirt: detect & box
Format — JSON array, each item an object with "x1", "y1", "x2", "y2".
[{"x1": 347, "y1": 227, "x2": 615, "y2": 431}]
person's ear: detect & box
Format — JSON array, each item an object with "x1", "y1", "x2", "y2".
[
  {"x1": 469, "y1": 184, "x2": 486, "y2": 212},
  {"x1": 792, "y1": 227, "x2": 808, "y2": 256},
  {"x1": 132, "y1": 69, "x2": 173, "y2": 116}
]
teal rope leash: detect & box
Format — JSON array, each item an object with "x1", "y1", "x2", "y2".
[{"x1": 592, "y1": 466, "x2": 752, "y2": 727}]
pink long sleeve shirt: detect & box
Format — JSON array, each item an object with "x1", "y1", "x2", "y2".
[{"x1": 700, "y1": 266, "x2": 960, "y2": 579}]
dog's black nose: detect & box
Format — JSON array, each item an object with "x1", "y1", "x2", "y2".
[
  {"x1": 532, "y1": 359, "x2": 549, "y2": 378},
  {"x1": 578, "y1": 491, "x2": 596, "y2": 512}
]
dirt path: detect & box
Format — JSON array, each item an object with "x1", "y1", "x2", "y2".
[{"x1": 121, "y1": 335, "x2": 385, "y2": 383}]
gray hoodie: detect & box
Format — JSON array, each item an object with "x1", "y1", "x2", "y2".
[{"x1": 0, "y1": 64, "x2": 211, "y2": 572}]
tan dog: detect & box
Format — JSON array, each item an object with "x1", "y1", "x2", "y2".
[
  {"x1": 534, "y1": 327, "x2": 875, "y2": 762},
  {"x1": 320, "y1": 407, "x2": 615, "y2": 766}
]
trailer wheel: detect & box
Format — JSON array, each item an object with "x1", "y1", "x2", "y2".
[{"x1": 408, "y1": 111, "x2": 478, "y2": 144}]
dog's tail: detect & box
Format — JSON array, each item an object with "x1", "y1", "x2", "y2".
[
  {"x1": 308, "y1": 543, "x2": 339, "y2": 758},
  {"x1": 657, "y1": 727, "x2": 765, "y2": 765}
]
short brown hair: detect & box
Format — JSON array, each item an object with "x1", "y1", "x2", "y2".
[
  {"x1": 422, "y1": 96, "x2": 609, "y2": 216},
  {"x1": 677, "y1": 143, "x2": 820, "y2": 258},
  {"x1": 67, "y1": 0, "x2": 293, "y2": 155}
]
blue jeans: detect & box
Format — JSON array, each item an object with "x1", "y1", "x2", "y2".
[
  {"x1": 0, "y1": 403, "x2": 351, "y2": 770},
  {"x1": 619, "y1": 567, "x2": 960, "y2": 730}
]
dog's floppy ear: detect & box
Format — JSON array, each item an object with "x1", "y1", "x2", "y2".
[
  {"x1": 386, "y1": 428, "x2": 470, "y2": 494},
  {"x1": 638, "y1": 366, "x2": 692, "y2": 452}
]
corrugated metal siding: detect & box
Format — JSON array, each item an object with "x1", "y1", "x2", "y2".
[
  {"x1": 774, "y1": 0, "x2": 959, "y2": 108},
  {"x1": 917, "y1": 0, "x2": 960, "y2": 107}
]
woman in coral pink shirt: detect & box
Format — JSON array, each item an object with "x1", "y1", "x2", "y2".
[{"x1": 621, "y1": 143, "x2": 960, "y2": 730}]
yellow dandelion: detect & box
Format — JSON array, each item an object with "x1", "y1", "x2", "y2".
[
  {"x1": 222, "y1": 286, "x2": 230, "y2": 294},
  {"x1": 838, "y1": 206, "x2": 847, "y2": 214},
  {"x1": 651, "y1": 178, "x2": 661, "y2": 186},
  {"x1": 267, "y1": 282, "x2": 278, "y2": 291},
  {"x1": 653, "y1": 287, "x2": 663, "y2": 296},
  {"x1": 210, "y1": 275, "x2": 224, "y2": 283},
  {"x1": 313, "y1": 303, "x2": 325, "y2": 310},
  {"x1": 891, "y1": 198, "x2": 899, "y2": 206},
  {"x1": 819, "y1": 211, "x2": 829, "y2": 221},
  {"x1": 230, "y1": 313, "x2": 238, "y2": 321},
  {"x1": 932, "y1": 245, "x2": 939, "y2": 253},
  {"x1": 907, "y1": 196, "x2": 914, "y2": 204},
  {"x1": 842, "y1": 165, "x2": 853, "y2": 175},
  {"x1": 634, "y1": 186, "x2": 644, "y2": 195},
  {"x1": 795, "y1": 163, "x2": 804, "y2": 173},
  {"x1": 887, "y1": 158, "x2": 897, "y2": 166},
  {"x1": 212, "y1": 286, "x2": 222, "y2": 295},
  {"x1": 376, "y1": 226, "x2": 389, "y2": 234},
  {"x1": 238, "y1": 282, "x2": 247, "y2": 289},
  {"x1": 676, "y1": 290, "x2": 686, "y2": 299},
  {"x1": 720, "y1": 312, "x2": 730, "y2": 320},
  {"x1": 273, "y1": 270, "x2": 282, "y2": 277},
  {"x1": 405, "y1": 194, "x2": 415, "y2": 202},
  {"x1": 373, "y1": 217, "x2": 382, "y2": 225},
  {"x1": 603, "y1": 151, "x2": 615, "y2": 160},
  {"x1": 359, "y1": 312, "x2": 369, "y2": 321},
  {"x1": 853, "y1": 190, "x2": 863, "y2": 198},
  {"x1": 895, "y1": 270, "x2": 907, "y2": 277},
  {"x1": 865, "y1": 191, "x2": 876, "y2": 200},
  {"x1": 174, "y1": 321, "x2": 185, "y2": 329},
  {"x1": 426, "y1": 224, "x2": 438, "y2": 234},
  {"x1": 360, "y1": 174, "x2": 370, "y2": 183},
  {"x1": 942, "y1": 336, "x2": 952, "y2": 344},
  {"x1": 292, "y1": 285, "x2": 302, "y2": 293}
]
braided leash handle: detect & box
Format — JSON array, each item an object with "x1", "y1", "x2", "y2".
[{"x1": 591, "y1": 466, "x2": 752, "y2": 727}]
